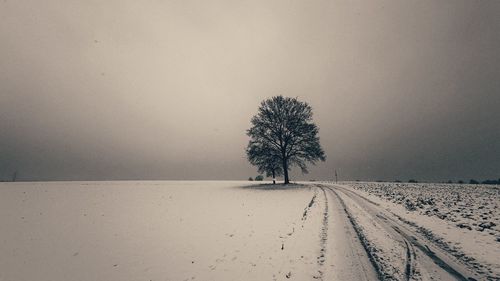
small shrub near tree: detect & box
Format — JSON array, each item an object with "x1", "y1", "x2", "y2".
[
  {"x1": 248, "y1": 177, "x2": 254, "y2": 181},
  {"x1": 255, "y1": 175, "x2": 264, "y2": 181}
]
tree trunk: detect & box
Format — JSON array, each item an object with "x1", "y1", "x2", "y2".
[
  {"x1": 272, "y1": 170, "x2": 276, "y2": 184},
  {"x1": 283, "y1": 158, "x2": 289, "y2": 184}
]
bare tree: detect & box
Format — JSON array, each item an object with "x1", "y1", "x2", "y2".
[
  {"x1": 246, "y1": 141, "x2": 282, "y2": 184},
  {"x1": 246, "y1": 96, "x2": 326, "y2": 184}
]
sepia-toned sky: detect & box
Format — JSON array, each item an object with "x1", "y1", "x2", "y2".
[{"x1": 1, "y1": 0, "x2": 499, "y2": 181}]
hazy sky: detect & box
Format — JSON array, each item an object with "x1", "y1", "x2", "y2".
[{"x1": 1, "y1": 0, "x2": 499, "y2": 181}]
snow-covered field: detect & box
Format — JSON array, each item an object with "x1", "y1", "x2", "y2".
[
  {"x1": 345, "y1": 181, "x2": 500, "y2": 280},
  {"x1": 0, "y1": 181, "x2": 326, "y2": 281},
  {"x1": 348, "y1": 182, "x2": 499, "y2": 236},
  {"x1": 0, "y1": 181, "x2": 497, "y2": 281}
]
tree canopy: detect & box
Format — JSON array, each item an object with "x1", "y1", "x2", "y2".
[
  {"x1": 246, "y1": 96, "x2": 326, "y2": 184},
  {"x1": 247, "y1": 141, "x2": 283, "y2": 178}
]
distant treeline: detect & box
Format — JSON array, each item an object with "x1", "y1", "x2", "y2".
[
  {"x1": 0, "y1": 171, "x2": 18, "y2": 182},
  {"x1": 466, "y1": 178, "x2": 500, "y2": 185},
  {"x1": 369, "y1": 178, "x2": 500, "y2": 185}
]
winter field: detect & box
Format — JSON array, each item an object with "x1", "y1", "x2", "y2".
[
  {"x1": 345, "y1": 182, "x2": 500, "y2": 280},
  {"x1": 0, "y1": 181, "x2": 498, "y2": 281}
]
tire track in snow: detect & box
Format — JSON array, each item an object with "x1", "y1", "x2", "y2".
[
  {"x1": 340, "y1": 189, "x2": 417, "y2": 280},
  {"x1": 322, "y1": 186, "x2": 385, "y2": 280},
  {"x1": 332, "y1": 184, "x2": 480, "y2": 281},
  {"x1": 392, "y1": 225, "x2": 471, "y2": 281},
  {"x1": 314, "y1": 186, "x2": 329, "y2": 280},
  {"x1": 403, "y1": 239, "x2": 417, "y2": 281},
  {"x1": 302, "y1": 188, "x2": 318, "y2": 224}
]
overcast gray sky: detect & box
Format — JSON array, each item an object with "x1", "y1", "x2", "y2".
[{"x1": 1, "y1": 0, "x2": 499, "y2": 182}]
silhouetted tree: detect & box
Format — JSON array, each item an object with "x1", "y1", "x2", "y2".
[
  {"x1": 246, "y1": 96, "x2": 326, "y2": 184},
  {"x1": 469, "y1": 179, "x2": 479, "y2": 184},
  {"x1": 247, "y1": 142, "x2": 282, "y2": 184}
]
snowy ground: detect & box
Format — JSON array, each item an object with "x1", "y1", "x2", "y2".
[
  {"x1": 0, "y1": 181, "x2": 497, "y2": 281},
  {"x1": 0, "y1": 181, "x2": 325, "y2": 281},
  {"x1": 343, "y1": 181, "x2": 500, "y2": 280}
]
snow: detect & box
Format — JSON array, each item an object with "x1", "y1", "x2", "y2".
[
  {"x1": 333, "y1": 190, "x2": 408, "y2": 280},
  {"x1": 1, "y1": 180, "x2": 498, "y2": 280},
  {"x1": 0, "y1": 181, "x2": 323, "y2": 281},
  {"x1": 344, "y1": 181, "x2": 500, "y2": 279}
]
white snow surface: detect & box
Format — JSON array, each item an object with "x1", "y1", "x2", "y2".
[
  {"x1": 345, "y1": 181, "x2": 500, "y2": 279},
  {"x1": 0, "y1": 181, "x2": 326, "y2": 281},
  {"x1": 1, "y1": 181, "x2": 498, "y2": 281}
]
